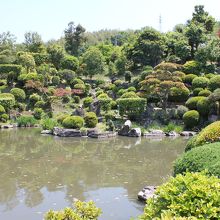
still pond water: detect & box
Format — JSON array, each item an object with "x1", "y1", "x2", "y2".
[{"x1": 0, "y1": 128, "x2": 187, "y2": 220}]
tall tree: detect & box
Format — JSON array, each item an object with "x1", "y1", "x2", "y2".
[
  {"x1": 24, "y1": 32, "x2": 45, "y2": 53},
  {"x1": 64, "y1": 22, "x2": 86, "y2": 56},
  {"x1": 0, "y1": 32, "x2": 16, "y2": 51}
]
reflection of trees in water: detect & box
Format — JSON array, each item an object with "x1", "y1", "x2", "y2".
[{"x1": 0, "y1": 129, "x2": 186, "y2": 210}]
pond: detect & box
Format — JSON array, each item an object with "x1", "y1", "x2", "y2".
[{"x1": 0, "y1": 128, "x2": 187, "y2": 220}]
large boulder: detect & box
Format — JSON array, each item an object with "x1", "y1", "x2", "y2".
[
  {"x1": 180, "y1": 131, "x2": 196, "y2": 136},
  {"x1": 128, "y1": 128, "x2": 141, "y2": 137},
  {"x1": 118, "y1": 120, "x2": 132, "y2": 136},
  {"x1": 53, "y1": 127, "x2": 82, "y2": 137},
  {"x1": 144, "y1": 129, "x2": 165, "y2": 137},
  {"x1": 138, "y1": 186, "x2": 157, "y2": 202},
  {"x1": 41, "y1": 130, "x2": 53, "y2": 135}
]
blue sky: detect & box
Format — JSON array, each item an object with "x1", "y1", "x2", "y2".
[{"x1": 0, "y1": 0, "x2": 219, "y2": 42}]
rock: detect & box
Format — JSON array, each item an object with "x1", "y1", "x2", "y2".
[
  {"x1": 128, "y1": 128, "x2": 141, "y2": 137},
  {"x1": 73, "y1": 107, "x2": 85, "y2": 117},
  {"x1": 138, "y1": 186, "x2": 157, "y2": 202},
  {"x1": 89, "y1": 100, "x2": 101, "y2": 116},
  {"x1": 165, "y1": 131, "x2": 179, "y2": 137},
  {"x1": 1, "y1": 124, "x2": 14, "y2": 129},
  {"x1": 180, "y1": 131, "x2": 196, "y2": 136},
  {"x1": 88, "y1": 131, "x2": 117, "y2": 138},
  {"x1": 41, "y1": 130, "x2": 53, "y2": 135},
  {"x1": 118, "y1": 120, "x2": 132, "y2": 136},
  {"x1": 144, "y1": 129, "x2": 165, "y2": 137},
  {"x1": 53, "y1": 127, "x2": 82, "y2": 137}
]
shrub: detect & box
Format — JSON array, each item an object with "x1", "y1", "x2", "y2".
[
  {"x1": 0, "y1": 64, "x2": 22, "y2": 75},
  {"x1": 183, "y1": 110, "x2": 199, "y2": 128},
  {"x1": 83, "y1": 97, "x2": 93, "y2": 108},
  {"x1": 124, "y1": 71, "x2": 132, "y2": 82},
  {"x1": 192, "y1": 87, "x2": 203, "y2": 96},
  {"x1": 51, "y1": 76, "x2": 60, "y2": 86},
  {"x1": 117, "y1": 88, "x2": 126, "y2": 96},
  {"x1": 209, "y1": 75, "x2": 220, "y2": 91},
  {"x1": 176, "y1": 105, "x2": 188, "y2": 119},
  {"x1": 198, "y1": 89, "x2": 211, "y2": 97},
  {"x1": 117, "y1": 98, "x2": 147, "y2": 119},
  {"x1": 197, "y1": 97, "x2": 210, "y2": 116},
  {"x1": 0, "y1": 104, "x2": 5, "y2": 114},
  {"x1": 192, "y1": 76, "x2": 209, "y2": 89},
  {"x1": 163, "y1": 122, "x2": 183, "y2": 133},
  {"x1": 183, "y1": 60, "x2": 201, "y2": 75},
  {"x1": 34, "y1": 100, "x2": 46, "y2": 109},
  {"x1": 62, "y1": 116, "x2": 84, "y2": 129},
  {"x1": 71, "y1": 78, "x2": 84, "y2": 86},
  {"x1": 0, "y1": 113, "x2": 9, "y2": 122},
  {"x1": 169, "y1": 87, "x2": 190, "y2": 102},
  {"x1": 139, "y1": 172, "x2": 220, "y2": 219},
  {"x1": 127, "y1": 86, "x2": 136, "y2": 92},
  {"x1": 44, "y1": 200, "x2": 101, "y2": 220},
  {"x1": 10, "y1": 88, "x2": 26, "y2": 102},
  {"x1": 121, "y1": 91, "x2": 138, "y2": 98},
  {"x1": 33, "y1": 108, "x2": 44, "y2": 120},
  {"x1": 41, "y1": 118, "x2": 58, "y2": 130},
  {"x1": 84, "y1": 112, "x2": 98, "y2": 128},
  {"x1": 62, "y1": 95, "x2": 71, "y2": 103},
  {"x1": 174, "y1": 143, "x2": 220, "y2": 177},
  {"x1": 205, "y1": 73, "x2": 215, "y2": 79},
  {"x1": 73, "y1": 96, "x2": 80, "y2": 103},
  {"x1": 183, "y1": 74, "x2": 197, "y2": 84},
  {"x1": 74, "y1": 83, "x2": 85, "y2": 91},
  {"x1": 56, "y1": 114, "x2": 69, "y2": 124},
  {"x1": 185, "y1": 96, "x2": 204, "y2": 110},
  {"x1": 16, "y1": 115, "x2": 37, "y2": 127},
  {"x1": 0, "y1": 93, "x2": 15, "y2": 111},
  {"x1": 58, "y1": 69, "x2": 75, "y2": 82},
  {"x1": 29, "y1": 93, "x2": 41, "y2": 104},
  {"x1": 60, "y1": 55, "x2": 79, "y2": 71},
  {"x1": 185, "y1": 121, "x2": 220, "y2": 151}
]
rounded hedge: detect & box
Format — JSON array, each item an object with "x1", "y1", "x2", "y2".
[
  {"x1": 0, "y1": 104, "x2": 5, "y2": 114},
  {"x1": 192, "y1": 76, "x2": 209, "y2": 89},
  {"x1": 193, "y1": 87, "x2": 203, "y2": 96},
  {"x1": 196, "y1": 97, "x2": 210, "y2": 116},
  {"x1": 56, "y1": 114, "x2": 69, "y2": 124},
  {"x1": 140, "y1": 172, "x2": 220, "y2": 219},
  {"x1": 183, "y1": 74, "x2": 197, "y2": 84},
  {"x1": 174, "y1": 142, "x2": 220, "y2": 177},
  {"x1": 169, "y1": 87, "x2": 190, "y2": 102},
  {"x1": 185, "y1": 121, "x2": 220, "y2": 151},
  {"x1": 10, "y1": 88, "x2": 26, "y2": 102},
  {"x1": 0, "y1": 113, "x2": 9, "y2": 122},
  {"x1": 62, "y1": 116, "x2": 84, "y2": 129},
  {"x1": 121, "y1": 91, "x2": 138, "y2": 98},
  {"x1": 209, "y1": 75, "x2": 220, "y2": 91},
  {"x1": 29, "y1": 93, "x2": 41, "y2": 104},
  {"x1": 198, "y1": 89, "x2": 211, "y2": 97},
  {"x1": 185, "y1": 96, "x2": 204, "y2": 110},
  {"x1": 33, "y1": 108, "x2": 44, "y2": 120},
  {"x1": 183, "y1": 110, "x2": 199, "y2": 128},
  {"x1": 84, "y1": 112, "x2": 98, "y2": 128},
  {"x1": 176, "y1": 105, "x2": 188, "y2": 119},
  {"x1": 83, "y1": 97, "x2": 93, "y2": 108}
]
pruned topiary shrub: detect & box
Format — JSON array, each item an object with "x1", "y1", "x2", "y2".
[
  {"x1": 196, "y1": 97, "x2": 210, "y2": 116},
  {"x1": 62, "y1": 116, "x2": 84, "y2": 129},
  {"x1": 84, "y1": 112, "x2": 98, "y2": 128},
  {"x1": 0, "y1": 113, "x2": 9, "y2": 122},
  {"x1": 83, "y1": 97, "x2": 93, "y2": 108},
  {"x1": 0, "y1": 93, "x2": 15, "y2": 112},
  {"x1": 174, "y1": 143, "x2": 220, "y2": 177},
  {"x1": 185, "y1": 121, "x2": 220, "y2": 151},
  {"x1": 185, "y1": 96, "x2": 204, "y2": 110},
  {"x1": 56, "y1": 114, "x2": 69, "y2": 124},
  {"x1": 10, "y1": 88, "x2": 26, "y2": 102},
  {"x1": 176, "y1": 105, "x2": 188, "y2": 119},
  {"x1": 0, "y1": 104, "x2": 5, "y2": 115},
  {"x1": 183, "y1": 74, "x2": 197, "y2": 84},
  {"x1": 192, "y1": 76, "x2": 209, "y2": 89},
  {"x1": 183, "y1": 60, "x2": 201, "y2": 75},
  {"x1": 33, "y1": 108, "x2": 44, "y2": 120},
  {"x1": 209, "y1": 75, "x2": 220, "y2": 91},
  {"x1": 168, "y1": 86, "x2": 190, "y2": 102},
  {"x1": 192, "y1": 87, "x2": 203, "y2": 96},
  {"x1": 29, "y1": 93, "x2": 41, "y2": 105},
  {"x1": 120, "y1": 91, "x2": 139, "y2": 98},
  {"x1": 198, "y1": 89, "x2": 211, "y2": 97},
  {"x1": 183, "y1": 110, "x2": 199, "y2": 128},
  {"x1": 139, "y1": 172, "x2": 220, "y2": 219}
]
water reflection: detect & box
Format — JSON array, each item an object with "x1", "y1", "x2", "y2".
[{"x1": 0, "y1": 128, "x2": 187, "y2": 220}]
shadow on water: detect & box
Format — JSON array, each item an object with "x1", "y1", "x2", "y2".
[{"x1": 0, "y1": 128, "x2": 187, "y2": 220}]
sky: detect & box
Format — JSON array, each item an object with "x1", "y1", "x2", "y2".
[{"x1": 0, "y1": 0, "x2": 220, "y2": 42}]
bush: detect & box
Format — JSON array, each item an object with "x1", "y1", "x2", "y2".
[
  {"x1": 45, "y1": 200, "x2": 101, "y2": 220},
  {"x1": 169, "y1": 87, "x2": 190, "y2": 102},
  {"x1": 185, "y1": 121, "x2": 220, "y2": 151},
  {"x1": 174, "y1": 143, "x2": 220, "y2": 177},
  {"x1": 176, "y1": 105, "x2": 188, "y2": 119},
  {"x1": 124, "y1": 71, "x2": 132, "y2": 82},
  {"x1": 139, "y1": 172, "x2": 220, "y2": 219},
  {"x1": 41, "y1": 118, "x2": 58, "y2": 130},
  {"x1": 83, "y1": 97, "x2": 93, "y2": 108},
  {"x1": 209, "y1": 75, "x2": 220, "y2": 91},
  {"x1": 198, "y1": 89, "x2": 211, "y2": 97},
  {"x1": 0, "y1": 104, "x2": 5, "y2": 114},
  {"x1": 33, "y1": 108, "x2": 44, "y2": 120},
  {"x1": 0, "y1": 64, "x2": 22, "y2": 75},
  {"x1": 0, "y1": 93, "x2": 15, "y2": 111},
  {"x1": 197, "y1": 97, "x2": 210, "y2": 116},
  {"x1": 0, "y1": 113, "x2": 9, "y2": 122},
  {"x1": 183, "y1": 110, "x2": 199, "y2": 128},
  {"x1": 117, "y1": 98, "x2": 147, "y2": 119},
  {"x1": 62, "y1": 116, "x2": 84, "y2": 129},
  {"x1": 121, "y1": 91, "x2": 138, "y2": 98},
  {"x1": 185, "y1": 96, "x2": 204, "y2": 110},
  {"x1": 29, "y1": 93, "x2": 41, "y2": 104},
  {"x1": 56, "y1": 114, "x2": 69, "y2": 124},
  {"x1": 60, "y1": 55, "x2": 79, "y2": 71},
  {"x1": 73, "y1": 96, "x2": 80, "y2": 103},
  {"x1": 51, "y1": 76, "x2": 60, "y2": 86},
  {"x1": 58, "y1": 69, "x2": 75, "y2": 82},
  {"x1": 192, "y1": 87, "x2": 203, "y2": 96},
  {"x1": 10, "y1": 88, "x2": 26, "y2": 102},
  {"x1": 192, "y1": 76, "x2": 209, "y2": 89},
  {"x1": 84, "y1": 112, "x2": 98, "y2": 128},
  {"x1": 127, "y1": 86, "x2": 136, "y2": 92},
  {"x1": 71, "y1": 78, "x2": 84, "y2": 87},
  {"x1": 183, "y1": 74, "x2": 197, "y2": 84},
  {"x1": 16, "y1": 115, "x2": 37, "y2": 127},
  {"x1": 183, "y1": 60, "x2": 201, "y2": 75},
  {"x1": 34, "y1": 100, "x2": 46, "y2": 109}
]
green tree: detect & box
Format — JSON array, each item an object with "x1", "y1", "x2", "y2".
[
  {"x1": 81, "y1": 47, "x2": 106, "y2": 78},
  {"x1": 64, "y1": 22, "x2": 86, "y2": 56},
  {"x1": 0, "y1": 32, "x2": 16, "y2": 51},
  {"x1": 17, "y1": 52, "x2": 36, "y2": 73},
  {"x1": 24, "y1": 32, "x2": 45, "y2": 53}
]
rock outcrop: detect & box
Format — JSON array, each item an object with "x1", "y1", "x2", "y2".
[
  {"x1": 138, "y1": 186, "x2": 157, "y2": 202},
  {"x1": 53, "y1": 127, "x2": 82, "y2": 137}
]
